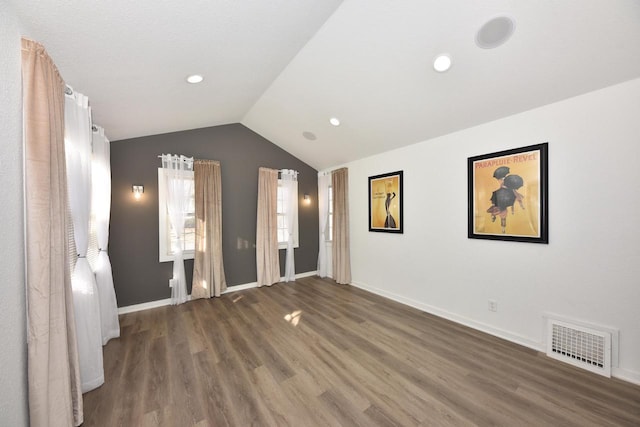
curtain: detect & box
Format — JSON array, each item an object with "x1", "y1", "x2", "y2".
[
  {"x1": 22, "y1": 38, "x2": 83, "y2": 427},
  {"x1": 256, "y1": 167, "x2": 280, "y2": 287},
  {"x1": 317, "y1": 173, "x2": 331, "y2": 277},
  {"x1": 91, "y1": 126, "x2": 120, "y2": 344},
  {"x1": 332, "y1": 168, "x2": 352, "y2": 284},
  {"x1": 281, "y1": 169, "x2": 298, "y2": 282},
  {"x1": 65, "y1": 86, "x2": 105, "y2": 393},
  {"x1": 161, "y1": 154, "x2": 194, "y2": 305},
  {"x1": 191, "y1": 160, "x2": 227, "y2": 299}
]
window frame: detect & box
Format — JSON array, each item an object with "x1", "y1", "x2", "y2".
[{"x1": 158, "y1": 168, "x2": 196, "y2": 262}]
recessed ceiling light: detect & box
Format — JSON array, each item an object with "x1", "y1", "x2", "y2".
[
  {"x1": 329, "y1": 117, "x2": 340, "y2": 126},
  {"x1": 476, "y1": 16, "x2": 516, "y2": 49},
  {"x1": 186, "y1": 74, "x2": 204, "y2": 84},
  {"x1": 433, "y1": 54, "x2": 452, "y2": 72}
]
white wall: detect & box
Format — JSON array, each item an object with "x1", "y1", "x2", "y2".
[
  {"x1": 342, "y1": 78, "x2": 640, "y2": 384},
  {"x1": 0, "y1": 6, "x2": 28, "y2": 427}
]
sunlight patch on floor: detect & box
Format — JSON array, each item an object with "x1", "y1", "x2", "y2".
[{"x1": 284, "y1": 309, "x2": 302, "y2": 326}]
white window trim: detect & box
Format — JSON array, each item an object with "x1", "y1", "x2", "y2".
[
  {"x1": 277, "y1": 179, "x2": 299, "y2": 250},
  {"x1": 158, "y1": 168, "x2": 195, "y2": 262}
]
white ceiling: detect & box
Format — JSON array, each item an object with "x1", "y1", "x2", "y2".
[
  {"x1": 10, "y1": 0, "x2": 640, "y2": 170},
  {"x1": 9, "y1": 0, "x2": 343, "y2": 141}
]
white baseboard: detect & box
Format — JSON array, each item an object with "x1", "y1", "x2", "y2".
[
  {"x1": 118, "y1": 298, "x2": 174, "y2": 314},
  {"x1": 350, "y1": 280, "x2": 640, "y2": 385},
  {"x1": 350, "y1": 280, "x2": 542, "y2": 352},
  {"x1": 286, "y1": 270, "x2": 318, "y2": 280},
  {"x1": 117, "y1": 270, "x2": 318, "y2": 315},
  {"x1": 218, "y1": 270, "x2": 318, "y2": 293},
  {"x1": 612, "y1": 367, "x2": 640, "y2": 386}
]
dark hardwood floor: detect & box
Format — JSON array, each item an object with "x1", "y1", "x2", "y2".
[{"x1": 83, "y1": 276, "x2": 640, "y2": 426}]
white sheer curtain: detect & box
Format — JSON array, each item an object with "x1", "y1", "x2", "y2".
[
  {"x1": 161, "y1": 154, "x2": 194, "y2": 305},
  {"x1": 64, "y1": 88, "x2": 104, "y2": 393},
  {"x1": 317, "y1": 172, "x2": 331, "y2": 277},
  {"x1": 281, "y1": 169, "x2": 298, "y2": 282},
  {"x1": 91, "y1": 126, "x2": 120, "y2": 344}
]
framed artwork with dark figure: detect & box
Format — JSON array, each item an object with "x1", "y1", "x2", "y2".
[
  {"x1": 468, "y1": 143, "x2": 548, "y2": 243},
  {"x1": 369, "y1": 170, "x2": 403, "y2": 233}
]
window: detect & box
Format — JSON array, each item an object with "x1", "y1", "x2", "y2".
[
  {"x1": 158, "y1": 168, "x2": 195, "y2": 262},
  {"x1": 276, "y1": 179, "x2": 299, "y2": 249},
  {"x1": 327, "y1": 185, "x2": 333, "y2": 241}
]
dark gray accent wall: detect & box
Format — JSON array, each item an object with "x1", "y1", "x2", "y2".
[{"x1": 110, "y1": 123, "x2": 318, "y2": 307}]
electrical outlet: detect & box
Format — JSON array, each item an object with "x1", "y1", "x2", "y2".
[{"x1": 488, "y1": 300, "x2": 498, "y2": 312}]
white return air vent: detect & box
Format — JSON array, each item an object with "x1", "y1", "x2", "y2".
[{"x1": 546, "y1": 318, "x2": 613, "y2": 377}]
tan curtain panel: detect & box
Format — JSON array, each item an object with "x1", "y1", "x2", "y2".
[
  {"x1": 332, "y1": 167, "x2": 352, "y2": 284},
  {"x1": 191, "y1": 159, "x2": 227, "y2": 299},
  {"x1": 22, "y1": 38, "x2": 83, "y2": 427},
  {"x1": 256, "y1": 167, "x2": 280, "y2": 287}
]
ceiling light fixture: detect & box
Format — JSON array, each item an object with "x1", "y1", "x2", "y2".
[
  {"x1": 329, "y1": 117, "x2": 340, "y2": 126},
  {"x1": 433, "y1": 54, "x2": 452, "y2": 72},
  {"x1": 186, "y1": 74, "x2": 204, "y2": 84},
  {"x1": 475, "y1": 16, "x2": 516, "y2": 49}
]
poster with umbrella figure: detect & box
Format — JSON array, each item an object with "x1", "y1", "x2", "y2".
[
  {"x1": 468, "y1": 143, "x2": 548, "y2": 243},
  {"x1": 369, "y1": 170, "x2": 403, "y2": 233}
]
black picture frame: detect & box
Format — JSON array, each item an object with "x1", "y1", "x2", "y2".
[
  {"x1": 368, "y1": 170, "x2": 403, "y2": 233},
  {"x1": 468, "y1": 143, "x2": 548, "y2": 243}
]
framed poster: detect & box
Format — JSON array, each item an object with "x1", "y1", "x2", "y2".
[
  {"x1": 468, "y1": 143, "x2": 548, "y2": 243},
  {"x1": 369, "y1": 170, "x2": 403, "y2": 233}
]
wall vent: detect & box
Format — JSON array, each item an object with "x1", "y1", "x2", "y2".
[{"x1": 546, "y1": 318, "x2": 611, "y2": 377}]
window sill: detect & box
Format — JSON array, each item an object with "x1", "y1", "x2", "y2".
[
  {"x1": 159, "y1": 250, "x2": 195, "y2": 263},
  {"x1": 278, "y1": 243, "x2": 299, "y2": 250}
]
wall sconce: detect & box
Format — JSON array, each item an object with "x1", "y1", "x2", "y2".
[
  {"x1": 304, "y1": 194, "x2": 311, "y2": 204},
  {"x1": 132, "y1": 185, "x2": 144, "y2": 200}
]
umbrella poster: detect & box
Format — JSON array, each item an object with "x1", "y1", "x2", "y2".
[
  {"x1": 369, "y1": 170, "x2": 403, "y2": 233},
  {"x1": 468, "y1": 143, "x2": 548, "y2": 243}
]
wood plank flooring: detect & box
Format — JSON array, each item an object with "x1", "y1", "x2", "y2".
[{"x1": 83, "y1": 276, "x2": 640, "y2": 426}]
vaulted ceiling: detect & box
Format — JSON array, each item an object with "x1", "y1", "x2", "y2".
[{"x1": 9, "y1": 0, "x2": 640, "y2": 170}]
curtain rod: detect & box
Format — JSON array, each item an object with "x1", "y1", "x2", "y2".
[{"x1": 65, "y1": 86, "x2": 102, "y2": 134}]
